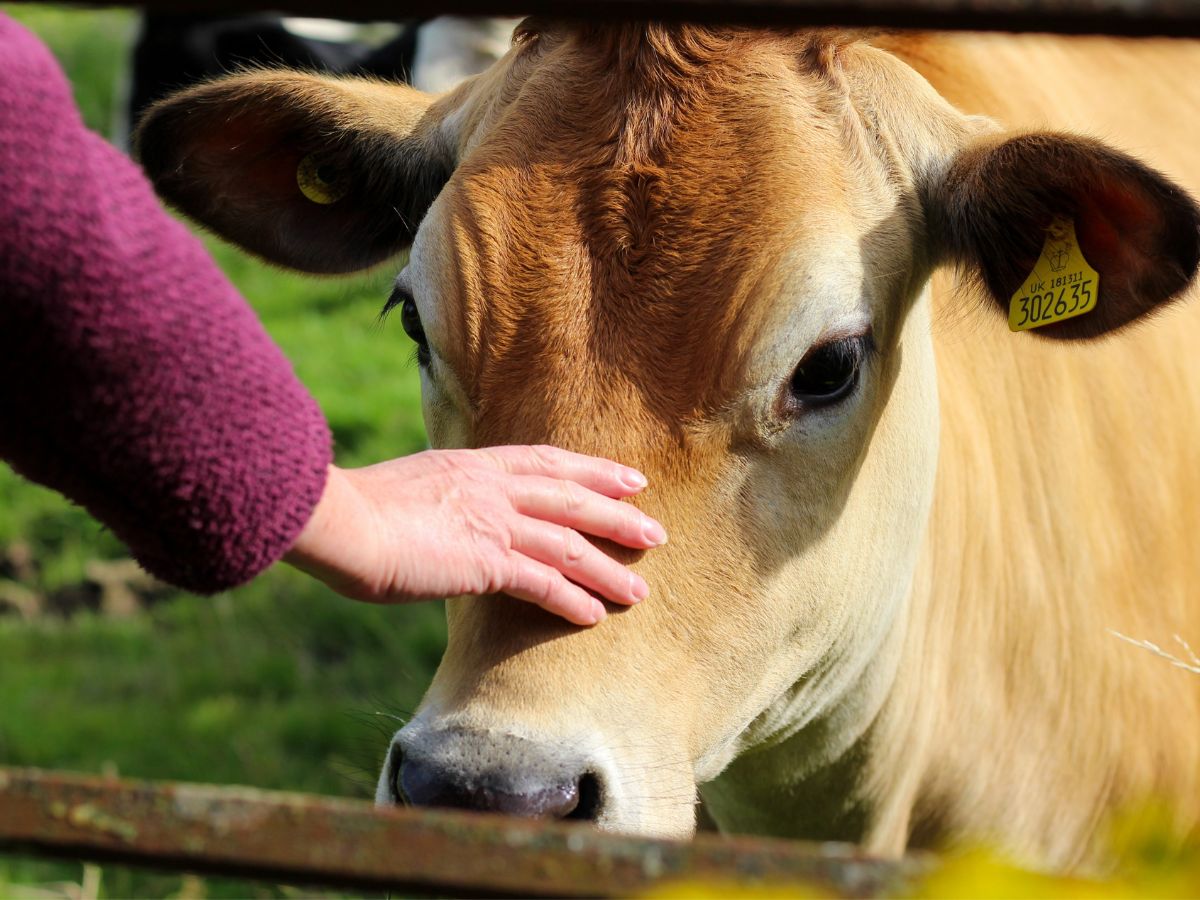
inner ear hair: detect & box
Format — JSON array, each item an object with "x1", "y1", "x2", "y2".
[{"x1": 927, "y1": 131, "x2": 1200, "y2": 340}]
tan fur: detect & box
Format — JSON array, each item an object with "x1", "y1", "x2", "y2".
[
  {"x1": 403, "y1": 28, "x2": 1200, "y2": 865},
  {"x1": 875, "y1": 33, "x2": 1200, "y2": 866},
  {"x1": 137, "y1": 25, "x2": 1200, "y2": 869},
  {"x1": 432, "y1": 29, "x2": 1200, "y2": 866}
]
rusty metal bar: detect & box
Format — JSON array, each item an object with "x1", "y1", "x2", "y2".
[
  {"x1": 0, "y1": 767, "x2": 923, "y2": 897},
  {"x1": 16, "y1": 0, "x2": 1200, "y2": 37}
]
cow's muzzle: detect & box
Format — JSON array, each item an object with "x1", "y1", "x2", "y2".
[{"x1": 386, "y1": 726, "x2": 604, "y2": 821}]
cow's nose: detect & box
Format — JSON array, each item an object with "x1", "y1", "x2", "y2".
[
  {"x1": 391, "y1": 727, "x2": 603, "y2": 821},
  {"x1": 400, "y1": 757, "x2": 593, "y2": 818}
]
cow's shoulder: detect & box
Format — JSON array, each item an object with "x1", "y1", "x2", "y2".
[{"x1": 868, "y1": 30, "x2": 1200, "y2": 867}]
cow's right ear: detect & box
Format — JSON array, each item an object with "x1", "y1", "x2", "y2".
[{"x1": 135, "y1": 71, "x2": 454, "y2": 274}]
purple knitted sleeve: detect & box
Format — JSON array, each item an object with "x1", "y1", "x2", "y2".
[{"x1": 0, "y1": 14, "x2": 333, "y2": 593}]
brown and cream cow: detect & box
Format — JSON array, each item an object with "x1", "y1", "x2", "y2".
[{"x1": 137, "y1": 24, "x2": 1200, "y2": 869}]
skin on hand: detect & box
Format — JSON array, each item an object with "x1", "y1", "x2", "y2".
[{"x1": 283, "y1": 445, "x2": 668, "y2": 626}]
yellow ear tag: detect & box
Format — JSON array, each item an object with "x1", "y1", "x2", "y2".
[
  {"x1": 296, "y1": 153, "x2": 349, "y2": 205},
  {"x1": 1009, "y1": 217, "x2": 1100, "y2": 331}
]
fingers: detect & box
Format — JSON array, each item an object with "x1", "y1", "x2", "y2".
[
  {"x1": 510, "y1": 475, "x2": 667, "y2": 549},
  {"x1": 479, "y1": 444, "x2": 648, "y2": 498},
  {"x1": 502, "y1": 555, "x2": 609, "y2": 626},
  {"x1": 509, "y1": 517, "x2": 649, "y2": 613}
]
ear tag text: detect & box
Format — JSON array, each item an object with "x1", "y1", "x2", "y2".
[
  {"x1": 297, "y1": 153, "x2": 350, "y2": 205},
  {"x1": 1009, "y1": 217, "x2": 1100, "y2": 332}
]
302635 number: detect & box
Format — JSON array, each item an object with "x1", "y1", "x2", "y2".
[{"x1": 1015, "y1": 279, "x2": 1094, "y2": 328}]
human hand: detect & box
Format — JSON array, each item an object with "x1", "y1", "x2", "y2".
[{"x1": 283, "y1": 446, "x2": 667, "y2": 625}]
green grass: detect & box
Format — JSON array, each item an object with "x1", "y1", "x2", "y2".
[{"x1": 0, "y1": 6, "x2": 441, "y2": 896}]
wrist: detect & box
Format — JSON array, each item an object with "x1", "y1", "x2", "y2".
[{"x1": 284, "y1": 464, "x2": 356, "y2": 575}]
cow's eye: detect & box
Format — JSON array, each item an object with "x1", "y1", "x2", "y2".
[
  {"x1": 385, "y1": 287, "x2": 430, "y2": 366},
  {"x1": 787, "y1": 335, "x2": 869, "y2": 410}
]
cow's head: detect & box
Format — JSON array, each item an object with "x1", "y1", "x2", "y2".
[{"x1": 138, "y1": 23, "x2": 1200, "y2": 837}]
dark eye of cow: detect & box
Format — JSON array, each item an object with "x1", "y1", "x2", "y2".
[
  {"x1": 384, "y1": 287, "x2": 430, "y2": 366},
  {"x1": 787, "y1": 335, "x2": 870, "y2": 411}
]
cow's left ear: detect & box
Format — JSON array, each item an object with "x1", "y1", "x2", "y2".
[{"x1": 927, "y1": 132, "x2": 1200, "y2": 339}]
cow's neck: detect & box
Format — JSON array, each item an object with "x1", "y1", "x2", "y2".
[{"x1": 698, "y1": 601, "x2": 913, "y2": 843}]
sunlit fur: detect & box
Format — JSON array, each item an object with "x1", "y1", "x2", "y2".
[
  {"x1": 139, "y1": 25, "x2": 1200, "y2": 870},
  {"x1": 397, "y1": 28, "x2": 1200, "y2": 867}
]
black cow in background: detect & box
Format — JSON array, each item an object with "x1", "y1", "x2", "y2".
[{"x1": 127, "y1": 14, "x2": 516, "y2": 137}]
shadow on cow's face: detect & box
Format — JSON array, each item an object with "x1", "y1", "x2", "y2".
[{"x1": 368, "y1": 28, "x2": 946, "y2": 836}]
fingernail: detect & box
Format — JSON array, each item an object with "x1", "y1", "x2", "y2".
[
  {"x1": 642, "y1": 516, "x2": 668, "y2": 546},
  {"x1": 630, "y1": 573, "x2": 650, "y2": 602},
  {"x1": 590, "y1": 600, "x2": 607, "y2": 624},
  {"x1": 621, "y1": 468, "x2": 648, "y2": 491}
]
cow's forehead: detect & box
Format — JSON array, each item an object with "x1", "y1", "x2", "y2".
[{"x1": 408, "y1": 26, "x2": 896, "y2": 428}]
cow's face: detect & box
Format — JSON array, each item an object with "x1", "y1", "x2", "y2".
[
  {"x1": 377, "y1": 31, "x2": 951, "y2": 837},
  {"x1": 138, "y1": 23, "x2": 1199, "y2": 837}
]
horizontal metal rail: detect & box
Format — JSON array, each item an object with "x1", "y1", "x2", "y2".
[
  {"x1": 17, "y1": 0, "x2": 1200, "y2": 37},
  {"x1": 0, "y1": 767, "x2": 923, "y2": 897}
]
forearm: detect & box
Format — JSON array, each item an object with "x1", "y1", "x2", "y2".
[{"x1": 0, "y1": 14, "x2": 332, "y2": 592}]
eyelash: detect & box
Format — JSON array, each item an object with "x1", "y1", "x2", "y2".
[
  {"x1": 380, "y1": 287, "x2": 405, "y2": 321},
  {"x1": 383, "y1": 287, "x2": 431, "y2": 367}
]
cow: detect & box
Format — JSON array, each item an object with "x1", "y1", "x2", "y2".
[
  {"x1": 126, "y1": 15, "x2": 519, "y2": 136},
  {"x1": 136, "y1": 23, "x2": 1200, "y2": 870}
]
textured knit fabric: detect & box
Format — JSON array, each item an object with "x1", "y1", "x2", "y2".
[{"x1": 0, "y1": 13, "x2": 332, "y2": 593}]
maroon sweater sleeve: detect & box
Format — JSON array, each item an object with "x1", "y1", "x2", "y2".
[{"x1": 0, "y1": 14, "x2": 332, "y2": 593}]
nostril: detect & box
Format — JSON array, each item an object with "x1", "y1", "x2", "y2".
[
  {"x1": 566, "y1": 772, "x2": 602, "y2": 821},
  {"x1": 390, "y1": 746, "x2": 407, "y2": 805}
]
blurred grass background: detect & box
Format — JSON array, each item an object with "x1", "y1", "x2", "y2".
[{"x1": 0, "y1": 5, "x2": 441, "y2": 896}]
